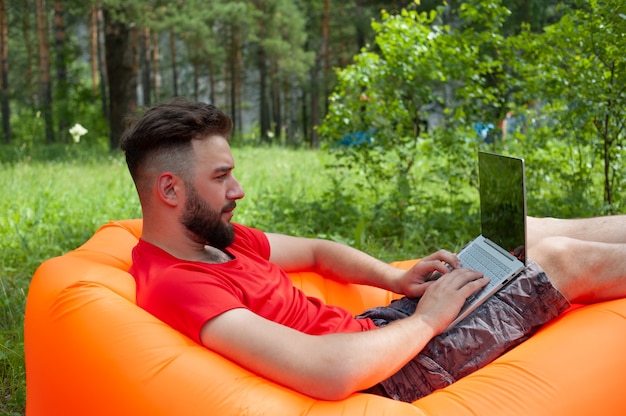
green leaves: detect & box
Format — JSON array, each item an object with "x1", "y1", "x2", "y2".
[
  {"x1": 528, "y1": 0, "x2": 626, "y2": 211},
  {"x1": 320, "y1": 0, "x2": 626, "y2": 220}
]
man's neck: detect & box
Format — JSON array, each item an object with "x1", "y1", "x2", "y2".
[{"x1": 199, "y1": 245, "x2": 233, "y2": 264}]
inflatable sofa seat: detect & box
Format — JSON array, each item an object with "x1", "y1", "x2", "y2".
[{"x1": 24, "y1": 219, "x2": 626, "y2": 415}]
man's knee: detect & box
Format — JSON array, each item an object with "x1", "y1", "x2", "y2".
[
  {"x1": 528, "y1": 236, "x2": 585, "y2": 286},
  {"x1": 529, "y1": 236, "x2": 573, "y2": 269},
  {"x1": 528, "y1": 236, "x2": 598, "y2": 302}
]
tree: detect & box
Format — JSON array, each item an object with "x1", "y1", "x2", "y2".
[
  {"x1": 89, "y1": 4, "x2": 99, "y2": 96},
  {"x1": 319, "y1": 6, "x2": 453, "y2": 240},
  {"x1": 139, "y1": 26, "x2": 152, "y2": 106},
  {"x1": 88, "y1": 1, "x2": 109, "y2": 121},
  {"x1": 53, "y1": 0, "x2": 68, "y2": 141},
  {"x1": 249, "y1": 0, "x2": 312, "y2": 143},
  {"x1": 169, "y1": 29, "x2": 178, "y2": 97},
  {"x1": 526, "y1": 0, "x2": 626, "y2": 212},
  {"x1": 320, "y1": 0, "x2": 626, "y2": 221},
  {"x1": 0, "y1": 0, "x2": 10, "y2": 143},
  {"x1": 104, "y1": 4, "x2": 137, "y2": 151},
  {"x1": 21, "y1": 0, "x2": 36, "y2": 106},
  {"x1": 36, "y1": 0, "x2": 54, "y2": 143}
]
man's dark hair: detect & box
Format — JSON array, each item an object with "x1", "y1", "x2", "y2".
[{"x1": 120, "y1": 98, "x2": 233, "y2": 183}]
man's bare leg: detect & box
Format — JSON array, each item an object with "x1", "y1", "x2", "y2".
[
  {"x1": 528, "y1": 236, "x2": 626, "y2": 304},
  {"x1": 528, "y1": 215, "x2": 626, "y2": 247}
]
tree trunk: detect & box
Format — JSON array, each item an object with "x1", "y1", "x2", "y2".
[
  {"x1": 228, "y1": 25, "x2": 235, "y2": 124},
  {"x1": 301, "y1": 85, "x2": 309, "y2": 145},
  {"x1": 309, "y1": 56, "x2": 321, "y2": 148},
  {"x1": 96, "y1": 2, "x2": 108, "y2": 120},
  {"x1": 208, "y1": 63, "x2": 216, "y2": 105},
  {"x1": 169, "y1": 29, "x2": 178, "y2": 96},
  {"x1": 235, "y1": 37, "x2": 242, "y2": 136},
  {"x1": 192, "y1": 60, "x2": 199, "y2": 101},
  {"x1": 271, "y1": 63, "x2": 281, "y2": 142},
  {"x1": 22, "y1": 0, "x2": 35, "y2": 105},
  {"x1": 53, "y1": 0, "x2": 68, "y2": 141},
  {"x1": 0, "y1": 0, "x2": 10, "y2": 143},
  {"x1": 139, "y1": 27, "x2": 152, "y2": 106},
  {"x1": 284, "y1": 75, "x2": 296, "y2": 145},
  {"x1": 322, "y1": 0, "x2": 330, "y2": 114},
  {"x1": 89, "y1": 5, "x2": 99, "y2": 95},
  {"x1": 36, "y1": 0, "x2": 54, "y2": 143},
  {"x1": 228, "y1": 24, "x2": 242, "y2": 134},
  {"x1": 258, "y1": 46, "x2": 270, "y2": 142},
  {"x1": 152, "y1": 31, "x2": 159, "y2": 101},
  {"x1": 104, "y1": 6, "x2": 137, "y2": 151},
  {"x1": 224, "y1": 24, "x2": 233, "y2": 120}
]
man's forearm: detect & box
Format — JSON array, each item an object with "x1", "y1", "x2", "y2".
[
  {"x1": 265, "y1": 233, "x2": 405, "y2": 292},
  {"x1": 310, "y1": 239, "x2": 405, "y2": 292}
]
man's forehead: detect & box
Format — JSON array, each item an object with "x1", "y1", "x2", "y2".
[{"x1": 192, "y1": 136, "x2": 234, "y2": 166}]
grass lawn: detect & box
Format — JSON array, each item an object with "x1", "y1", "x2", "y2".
[
  {"x1": 2, "y1": 140, "x2": 620, "y2": 415},
  {"x1": 3, "y1": 144, "x2": 465, "y2": 415}
]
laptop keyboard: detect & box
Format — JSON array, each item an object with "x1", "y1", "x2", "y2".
[{"x1": 459, "y1": 244, "x2": 511, "y2": 280}]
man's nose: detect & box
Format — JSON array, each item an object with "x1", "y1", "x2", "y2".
[{"x1": 227, "y1": 176, "x2": 245, "y2": 200}]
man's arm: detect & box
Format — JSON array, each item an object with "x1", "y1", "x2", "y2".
[
  {"x1": 200, "y1": 267, "x2": 486, "y2": 400},
  {"x1": 265, "y1": 232, "x2": 460, "y2": 297}
]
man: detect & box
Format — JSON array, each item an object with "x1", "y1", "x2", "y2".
[{"x1": 121, "y1": 98, "x2": 626, "y2": 402}]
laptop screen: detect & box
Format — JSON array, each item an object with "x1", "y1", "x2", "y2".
[{"x1": 478, "y1": 152, "x2": 527, "y2": 263}]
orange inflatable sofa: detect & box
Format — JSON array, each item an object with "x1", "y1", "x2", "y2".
[{"x1": 25, "y1": 219, "x2": 626, "y2": 415}]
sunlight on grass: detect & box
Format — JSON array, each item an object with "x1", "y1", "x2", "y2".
[
  {"x1": 1, "y1": 154, "x2": 141, "y2": 415},
  {"x1": 0, "y1": 145, "x2": 478, "y2": 415},
  {"x1": 0, "y1": 146, "x2": 337, "y2": 415},
  {"x1": 232, "y1": 146, "x2": 329, "y2": 229}
]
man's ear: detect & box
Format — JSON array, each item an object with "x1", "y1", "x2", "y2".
[{"x1": 157, "y1": 173, "x2": 181, "y2": 207}]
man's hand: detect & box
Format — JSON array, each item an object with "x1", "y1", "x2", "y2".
[
  {"x1": 395, "y1": 249, "x2": 462, "y2": 297},
  {"x1": 412, "y1": 268, "x2": 488, "y2": 333}
]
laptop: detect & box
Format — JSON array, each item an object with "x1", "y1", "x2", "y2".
[{"x1": 446, "y1": 152, "x2": 527, "y2": 328}]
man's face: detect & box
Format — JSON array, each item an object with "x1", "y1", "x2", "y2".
[{"x1": 179, "y1": 136, "x2": 244, "y2": 249}]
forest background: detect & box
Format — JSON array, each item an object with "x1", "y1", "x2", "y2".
[{"x1": 1, "y1": 0, "x2": 626, "y2": 414}]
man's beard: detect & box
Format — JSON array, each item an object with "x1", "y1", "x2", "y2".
[{"x1": 180, "y1": 184, "x2": 235, "y2": 250}]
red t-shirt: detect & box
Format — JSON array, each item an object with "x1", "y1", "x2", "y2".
[{"x1": 130, "y1": 223, "x2": 376, "y2": 344}]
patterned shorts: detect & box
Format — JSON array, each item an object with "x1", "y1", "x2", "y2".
[{"x1": 356, "y1": 259, "x2": 570, "y2": 402}]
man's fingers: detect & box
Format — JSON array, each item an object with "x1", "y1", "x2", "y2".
[
  {"x1": 438, "y1": 268, "x2": 487, "y2": 290},
  {"x1": 422, "y1": 249, "x2": 461, "y2": 269},
  {"x1": 454, "y1": 271, "x2": 489, "y2": 294}
]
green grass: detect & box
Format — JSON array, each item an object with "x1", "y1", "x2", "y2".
[
  {"x1": 2, "y1": 143, "x2": 474, "y2": 415},
  {"x1": 1, "y1": 152, "x2": 141, "y2": 415},
  {"x1": 0, "y1": 145, "x2": 403, "y2": 415},
  {"x1": 7, "y1": 141, "x2": 604, "y2": 415}
]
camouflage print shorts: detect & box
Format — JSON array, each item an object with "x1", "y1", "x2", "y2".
[{"x1": 356, "y1": 259, "x2": 570, "y2": 402}]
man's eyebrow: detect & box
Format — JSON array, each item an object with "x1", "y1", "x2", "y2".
[{"x1": 213, "y1": 165, "x2": 234, "y2": 174}]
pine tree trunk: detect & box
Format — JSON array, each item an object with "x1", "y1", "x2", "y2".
[
  {"x1": 322, "y1": 0, "x2": 330, "y2": 114},
  {"x1": 22, "y1": 0, "x2": 35, "y2": 105},
  {"x1": 0, "y1": 0, "x2": 10, "y2": 143},
  {"x1": 192, "y1": 60, "x2": 199, "y2": 101},
  {"x1": 53, "y1": 0, "x2": 68, "y2": 141},
  {"x1": 104, "y1": 5, "x2": 137, "y2": 151},
  {"x1": 258, "y1": 46, "x2": 270, "y2": 142},
  {"x1": 36, "y1": 0, "x2": 54, "y2": 143},
  {"x1": 152, "y1": 31, "x2": 159, "y2": 101},
  {"x1": 95, "y1": 1, "x2": 108, "y2": 120},
  {"x1": 139, "y1": 27, "x2": 152, "y2": 106},
  {"x1": 89, "y1": 5, "x2": 99, "y2": 95},
  {"x1": 271, "y1": 63, "x2": 281, "y2": 142},
  {"x1": 228, "y1": 24, "x2": 240, "y2": 134},
  {"x1": 227, "y1": 25, "x2": 233, "y2": 117},
  {"x1": 309, "y1": 66, "x2": 319, "y2": 148},
  {"x1": 169, "y1": 29, "x2": 178, "y2": 97}
]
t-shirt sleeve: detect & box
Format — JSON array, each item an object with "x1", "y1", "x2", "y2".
[
  {"x1": 149, "y1": 263, "x2": 248, "y2": 344},
  {"x1": 144, "y1": 224, "x2": 271, "y2": 345}
]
